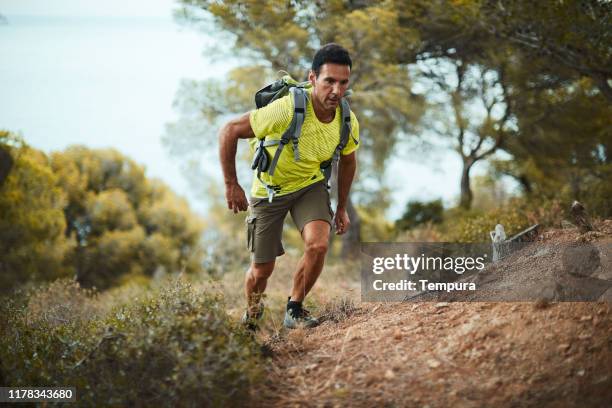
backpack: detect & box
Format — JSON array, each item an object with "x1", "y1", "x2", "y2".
[{"x1": 251, "y1": 75, "x2": 357, "y2": 202}]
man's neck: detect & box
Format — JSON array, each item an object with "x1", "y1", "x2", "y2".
[{"x1": 311, "y1": 94, "x2": 336, "y2": 124}]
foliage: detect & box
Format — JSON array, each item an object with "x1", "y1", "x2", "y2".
[
  {"x1": 440, "y1": 202, "x2": 531, "y2": 243},
  {"x1": 404, "y1": 195, "x2": 568, "y2": 243},
  {"x1": 390, "y1": 0, "x2": 610, "y2": 99},
  {"x1": 469, "y1": 173, "x2": 514, "y2": 211},
  {"x1": 0, "y1": 278, "x2": 262, "y2": 407},
  {"x1": 395, "y1": 199, "x2": 444, "y2": 232},
  {"x1": 495, "y1": 78, "x2": 612, "y2": 217},
  {"x1": 473, "y1": 0, "x2": 612, "y2": 101},
  {"x1": 25, "y1": 279, "x2": 102, "y2": 327},
  {"x1": 0, "y1": 134, "x2": 205, "y2": 293},
  {"x1": 356, "y1": 205, "x2": 395, "y2": 243},
  {"x1": 50, "y1": 146, "x2": 205, "y2": 290},
  {"x1": 194, "y1": 182, "x2": 252, "y2": 277},
  {"x1": 0, "y1": 131, "x2": 71, "y2": 291},
  {"x1": 394, "y1": 221, "x2": 444, "y2": 243},
  {"x1": 412, "y1": 1, "x2": 610, "y2": 212},
  {"x1": 438, "y1": 194, "x2": 574, "y2": 243}
]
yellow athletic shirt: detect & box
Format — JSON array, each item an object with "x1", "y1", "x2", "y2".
[{"x1": 248, "y1": 88, "x2": 360, "y2": 198}]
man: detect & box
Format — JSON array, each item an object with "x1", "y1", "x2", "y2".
[{"x1": 218, "y1": 43, "x2": 360, "y2": 330}]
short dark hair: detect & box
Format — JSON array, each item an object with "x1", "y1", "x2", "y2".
[{"x1": 311, "y1": 43, "x2": 352, "y2": 77}]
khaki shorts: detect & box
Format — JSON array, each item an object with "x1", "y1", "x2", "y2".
[{"x1": 245, "y1": 181, "x2": 334, "y2": 263}]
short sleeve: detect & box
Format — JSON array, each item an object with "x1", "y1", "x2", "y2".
[
  {"x1": 341, "y1": 112, "x2": 360, "y2": 155},
  {"x1": 249, "y1": 95, "x2": 293, "y2": 140}
]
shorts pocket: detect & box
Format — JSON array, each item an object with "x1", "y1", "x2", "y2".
[
  {"x1": 246, "y1": 215, "x2": 256, "y2": 252},
  {"x1": 249, "y1": 197, "x2": 265, "y2": 208}
]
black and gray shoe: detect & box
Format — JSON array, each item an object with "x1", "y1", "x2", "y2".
[
  {"x1": 283, "y1": 302, "x2": 319, "y2": 329},
  {"x1": 241, "y1": 303, "x2": 264, "y2": 332}
]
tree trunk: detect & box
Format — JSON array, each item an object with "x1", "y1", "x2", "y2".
[
  {"x1": 592, "y1": 72, "x2": 612, "y2": 103},
  {"x1": 328, "y1": 161, "x2": 361, "y2": 257},
  {"x1": 460, "y1": 160, "x2": 473, "y2": 209},
  {"x1": 517, "y1": 174, "x2": 532, "y2": 194},
  {"x1": 569, "y1": 170, "x2": 582, "y2": 202},
  {"x1": 341, "y1": 198, "x2": 361, "y2": 258},
  {"x1": 0, "y1": 147, "x2": 13, "y2": 188},
  {"x1": 74, "y1": 244, "x2": 85, "y2": 286}
]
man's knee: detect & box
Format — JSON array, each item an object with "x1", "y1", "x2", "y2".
[
  {"x1": 305, "y1": 240, "x2": 328, "y2": 257},
  {"x1": 302, "y1": 220, "x2": 330, "y2": 258},
  {"x1": 250, "y1": 261, "x2": 275, "y2": 280}
]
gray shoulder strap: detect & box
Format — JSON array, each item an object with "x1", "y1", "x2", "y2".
[
  {"x1": 339, "y1": 98, "x2": 352, "y2": 152},
  {"x1": 291, "y1": 87, "x2": 307, "y2": 161},
  {"x1": 268, "y1": 86, "x2": 307, "y2": 176},
  {"x1": 330, "y1": 98, "x2": 353, "y2": 165}
]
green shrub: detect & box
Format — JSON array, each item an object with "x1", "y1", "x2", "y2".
[
  {"x1": 0, "y1": 131, "x2": 71, "y2": 292},
  {"x1": 25, "y1": 279, "x2": 102, "y2": 326},
  {"x1": 395, "y1": 199, "x2": 444, "y2": 232},
  {"x1": 0, "y1": 278, "x2": 262, "y2": 407},
  {"x1": 441, "y1": 202, "x2": 532, "y2": 243}
]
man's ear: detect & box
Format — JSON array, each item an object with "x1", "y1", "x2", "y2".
[{"x1": 308, "y1": 70, "x2": 316, "y2": 86}]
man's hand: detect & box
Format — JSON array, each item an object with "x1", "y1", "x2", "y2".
[
  {"x1": 219, "y1": 112, "x2": 255, "y2": 214},
  {"x1": 225, "y1": 182, "x2": 248, "y2": 213},
  {"x1": 334, "y1": 207, "x2": 350, "y2": 235}
]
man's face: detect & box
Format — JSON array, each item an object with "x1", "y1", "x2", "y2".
[{"x1": 309, "y1": 63, "x2": 351, "y2": 111}]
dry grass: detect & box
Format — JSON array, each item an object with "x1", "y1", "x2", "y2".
[{"x1": 317, "y1": 296, "x2": 359, "y2": 324}]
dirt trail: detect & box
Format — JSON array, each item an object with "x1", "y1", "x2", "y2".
[
  {"x1": 255, "y1": 225, "x2": 612, "y2": 407},
  {"x1": 258, "y1": 302, "x2": 611, "y2": 407}
]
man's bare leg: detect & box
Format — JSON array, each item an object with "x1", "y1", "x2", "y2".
[
  {"x1": 245, "y1": 260, "x2": 275, "y2": 315},
  {"x1": 290, "y1": 220, "x2": 330, "y2": 302}
]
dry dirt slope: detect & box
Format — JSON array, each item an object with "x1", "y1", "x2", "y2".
[{"x1": 255, "y1": 226, "x2": 612, "y2": 407}]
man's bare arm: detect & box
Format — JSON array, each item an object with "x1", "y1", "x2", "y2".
[
  {"x1": 334, "y1": 151, "x2": 357, "y2": 234},
  {"x1": 219, "y1": 112, "x2": 255, "y2": 213}
]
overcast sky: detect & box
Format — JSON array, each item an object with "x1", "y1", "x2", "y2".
[{"x1": 0, "y1": 0, "x2": 176, "y2": 18}]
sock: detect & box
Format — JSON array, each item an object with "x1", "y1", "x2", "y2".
[{"x1": 287, "y1": 297, "x2": 302, "y2": 312}]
